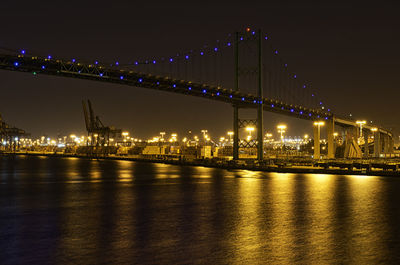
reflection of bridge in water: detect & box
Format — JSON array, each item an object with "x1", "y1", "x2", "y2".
[{"x1": 0, "y1": 28, "x2": 393, "y2": 160}]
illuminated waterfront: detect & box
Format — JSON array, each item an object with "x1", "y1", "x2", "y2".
[{"x1": 0, "y1": 155, "x2": 399, "y2": 264}]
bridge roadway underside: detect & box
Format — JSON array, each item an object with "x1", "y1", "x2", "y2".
[
  {"x1": 1, "y1": 54, "x2": 332, "y2": 120},
  {"x1": 0, "y1": 54, "x2": 392, "y2": 138}
]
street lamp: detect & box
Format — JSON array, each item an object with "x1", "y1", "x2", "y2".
[
  {"x1": 227, "y1": 131, "x2": 234, "y2": 143},
  {"x1": 277, "y1": 124, "x2": 287, "y2": 143},
  {"x1": 265, "y1": 133, "x2": 273, "y2": 142},
  {"x1": 245, "y1": 127, "x2": 255, "y2": 140},
  {"x1": 356, "y1": 120, "x2": 366, "y2": 138},
  {"x1": 160, "y1": 132, "x2": 166, "y2": 142}
]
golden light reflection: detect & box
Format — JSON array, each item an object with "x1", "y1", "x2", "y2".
[
  {"x1": 346, "y1": 174, "x2": 387, "y2": 263},
  {"x1": 306, "y1": 173, "x2": 335, "y2": 261},
  {"x1": 265, "y1": 173, "x2": 295, "y2": 263},
  {"x1": 232, "y1": 177, "x2": 262, "y2": 262},
  {"x1": 116, "y1": 160, "x2": 134, "y2": 183},
  {"x1": 89, "y1": 160, "x2": 101, "y2": 182}
]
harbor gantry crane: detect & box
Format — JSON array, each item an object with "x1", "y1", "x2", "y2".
[
  {"x1": 0, "y1": 114, "x2": 28, "y2": 151},
  {"x1": 82, "y1": 100, "x2": 122, "y2": 149}
]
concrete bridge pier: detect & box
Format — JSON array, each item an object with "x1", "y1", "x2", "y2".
[
  {"x1": 363, "y1": 129, "x2": 369, "y2": 158},
  {"x1": 344, "y1": 126, "x2": 362, "y2": 158},
  {"x1": 327, "y1": 118, "x2": 335, "y2": 159},
  {"x1": 382, "y1": 133, "x2": 393, "y2": 157},
  {"x1": 313, "y1": 121, "x2": 324, "y2": 159},
  {"x1": 313, "y1": 125, "x2": 320, "y2": 159},
  {"x1": 373, "y1": 130, "x2": 381, "y2": 158}
]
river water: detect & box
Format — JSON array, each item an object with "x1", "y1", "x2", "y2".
[{"x1": 0, "y1": 155, "x2": 399, "y2": 264}]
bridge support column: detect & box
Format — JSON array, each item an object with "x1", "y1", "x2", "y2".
[
  {"x1": 373, "y1": 131, "x2": 381, "y2": 158},
  {"x1": 233, "y1": 105, "x2": 239, "y2": 160},
  {"x1": 257, "y1": 105, "x2": 263, "y2": 161},
  {"x1": 363, "y1": 130, "x2": 369, "y2": 158},
  {"x1": 233, "y1": 31, "x2": 239, "y2": 161},
  {"x1": 256, "y1": 29, "x2": 263, "y2": 161},
  {"x1": 382, "y1": 134, "x2": 388, "y2": 156},
  {"x1": 383, "y1": 134, "x2": 392, "y2": 157},
  {"x1": 313, "y1": 124, "x2": 321, "y2": 159},
  {"x1": 327, "y1": 118, "x2": 335, "y2": 159}
]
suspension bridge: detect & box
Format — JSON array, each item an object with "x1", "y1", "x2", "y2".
[{"x1": 0, "y1": 28, "x2": 393, "y2": 160}]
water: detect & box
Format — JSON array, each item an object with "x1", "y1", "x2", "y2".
[{"x1": 0, "y1": 155, "x2": 399, "y2": 264}]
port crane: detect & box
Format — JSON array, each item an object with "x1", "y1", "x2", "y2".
[{"x1": 82, "y1": 100, "x2": 121, "y2": 147}]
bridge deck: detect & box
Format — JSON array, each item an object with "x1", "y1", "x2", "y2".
[{"x1": 0, "y1": 53, "x2": 391, "y2": 136}]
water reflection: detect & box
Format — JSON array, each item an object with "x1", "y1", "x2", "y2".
[{"x1": 0, "y1": 156, "x2": 399, "y2": 264}]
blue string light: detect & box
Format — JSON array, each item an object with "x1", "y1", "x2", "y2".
[
  {"x1": 200, "y1": 52, "x2": 204, "y2": 56},
  {"x1": 173, "y1": 84, "x2": 176, "y2": 88},
  {"x1": 153, "y1": 60, "x2": 156, "y2": 64},
  {"x1": 115, "y1": 61, "x2": 119, "y2": 66},
  {"x1": 216, "y1": 92, "x2": 220, "y2": 96},
  {"x1": 120, "y1": 76, "x2": 124, "y2": 80},
  {"x1": 185, "y1": 55, "x2": 189, "y2": 60},
  {"x1": 47, "y1": 55, "x2": 52, "y2": 59},
  {"x1": 242, "y1": 97, "x2": 245, "y2": 101},
  {"x1": 227, "y1": 42, "x2": 231, "y2": 46},
  {"x1": 99, "y1": 73, "x2": 103, "y2": 77},
  {"x1": 290, "y1": 109, "x2": 294, "y2": 112},
  {"x1": 214, "y1": 47, "x2": 218, "y2": 52},
  {"x1": 203, "y1": 89, "x2": 207, "y2": 93},
  {"x1": 229, "y1": 95, "x2": 233, "y2": 98},
  {"x1": 271, "y1": 104, "x2": 274, "y2": 107},
  {"x1": 138, "y1": 78, "x2": 143, "y2": 83},
  {"x1": 188, "y1": 87, "x2": 192, "y2": 90},
  {"x1": 72, "y1": 59, "x2": 76, "y2": 63},
  {"x1": 169, "y1": 58, "x2": 173, "y2": 62},
  {"x1": 14, "y1": 62, "x2": 19, "y2": 66},
  {"x1": 21, "y1": 50, "x2": 25, "y2": 54},
  {"x1": 41, "y1": 65, "x2": 45, "y2": 69}
]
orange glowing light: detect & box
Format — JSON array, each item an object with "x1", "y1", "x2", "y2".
[{"x1": 246, "y1": 27, "x2": 251, "y2": 32}]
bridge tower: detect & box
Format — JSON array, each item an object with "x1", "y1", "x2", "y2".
[{"x1": 233, "y1": 29, "x2": 263, "y2": 161}]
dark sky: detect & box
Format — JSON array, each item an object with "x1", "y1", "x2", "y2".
[{"x1": 1, "y1": 1, "x2": 399, "y2": 140}]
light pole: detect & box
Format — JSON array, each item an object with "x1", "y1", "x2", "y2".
[
  {"x1": 246, "y1": 126, "x2": 255, "y2": 140},
  {"x1": 356, "y1": 120, "x2": 366, "y2": 137},
  {"x1": 277, "y1": 125, "x2": 286, "y2": 143},
  {"x1": 160, "y1": 132, "x2": 166, "y2": 142},
  {"x1": 227, "y1": 131, "x2": 234, "y2": 144}
]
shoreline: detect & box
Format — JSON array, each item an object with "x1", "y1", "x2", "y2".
[{"x1": 2, "y1": 151, "x2": 400, "y2": 177}]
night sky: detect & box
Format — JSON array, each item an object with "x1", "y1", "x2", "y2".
[{"x1": 1, "y1": 1, "x2": 399, "y2": 140}]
